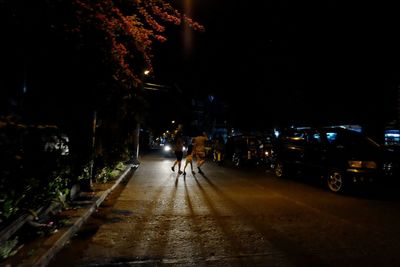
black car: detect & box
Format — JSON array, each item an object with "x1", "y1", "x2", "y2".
[
  {"x1": 271, "y1": 127, "x2": 398, "y2": 193},
  {"x1": 225, "y1": 135, "x2": 264, "y2": 166}
]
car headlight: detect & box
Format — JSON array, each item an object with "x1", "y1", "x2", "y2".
[
  {"x1": 348, "y1": 161, "x2": 377, "y2": 169},
  {"x1": 164, "y1": 145, "x2": 171, "y2": 152}
]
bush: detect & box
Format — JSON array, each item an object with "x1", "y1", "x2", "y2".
[{"x1": 0, "y1": 119, "x2": 72, "y2": 224}]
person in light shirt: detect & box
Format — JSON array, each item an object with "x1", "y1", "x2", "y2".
[
  {"x1": 193, "y1": 131, "x2": 208, "y2": 173},
  {"x1": 182, "y1": 141, "x2": 195, "y2": 175}
]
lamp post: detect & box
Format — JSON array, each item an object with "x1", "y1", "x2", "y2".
[{"x1": 131, "y1": 69, "x2": 150, "y2": 166}]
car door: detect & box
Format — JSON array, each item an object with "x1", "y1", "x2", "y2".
[
  {"x1": 303, "y1": 129, "x2": 327, "y2": 174},
  {"x1": 277, "y1": 131, "x2": 306, "y2": 167}
]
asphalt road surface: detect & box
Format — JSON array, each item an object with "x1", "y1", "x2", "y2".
[{"x1": 49, "y1": 151, "x2": 400, "y2": 267}]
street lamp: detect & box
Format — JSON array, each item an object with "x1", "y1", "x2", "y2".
[{"x1": 131, "y1": 69, "x2": 150, "y2": 166}]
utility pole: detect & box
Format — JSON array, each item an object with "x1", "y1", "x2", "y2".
[
  {"x1": 131, "y1": 70, "x2": 150, "y2": 167},
  {"x1": 132, "y1": 120, "x2": 140, "y2": 166}
]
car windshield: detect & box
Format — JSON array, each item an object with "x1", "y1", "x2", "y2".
[{"x1": 325, "y1": 130, "x2": 380, "y2": 149}]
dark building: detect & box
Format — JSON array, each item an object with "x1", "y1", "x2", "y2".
[{"x1": 189, "y1": 94, "x2": 229, "y2": 140}]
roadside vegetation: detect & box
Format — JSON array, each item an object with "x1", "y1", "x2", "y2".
[{"x1": 0, "y1": 0, "x2": 203, "y2": 260}]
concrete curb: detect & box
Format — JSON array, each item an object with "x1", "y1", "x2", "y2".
[{"x1": 27, "y1": 165, "x2": 136, "y2": 267}]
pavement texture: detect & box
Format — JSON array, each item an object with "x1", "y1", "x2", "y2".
[{"x1": 2, "y1": 163, "x2": 136, "y2": 267}]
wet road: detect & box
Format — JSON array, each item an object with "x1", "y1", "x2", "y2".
[{"x1": 49, "y1": 151, "x2": 400, "y2": 266}]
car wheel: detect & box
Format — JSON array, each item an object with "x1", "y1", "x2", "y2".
[
  {"x1": 327, "y1": 168, "x2": 346, "y2": 193},
  {"x1": 232, "y1": 153, "x2": 241, "y2": 167}
]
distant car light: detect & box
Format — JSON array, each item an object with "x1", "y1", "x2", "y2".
[{"x1": 164, "y1": 145, "x2": 171, "y2": 152}]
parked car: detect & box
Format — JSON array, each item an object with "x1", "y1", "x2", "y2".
[
  {"x1": 225, "y1": 135, "x2": 264, "y2": 167},
  {"x1": 258, "y1": 134, "x2": 275, "y2": 167},
  {"x1": 271, "y1": 127, "x2": 399, "y2": 193}
]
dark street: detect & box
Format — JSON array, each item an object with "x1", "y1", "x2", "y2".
[
  {"x1": 3, "y1": 2, "x2": 400, "y2": 267},
  {"x1": 49, "y1": 150, "x2": 400, "y2": 267}
]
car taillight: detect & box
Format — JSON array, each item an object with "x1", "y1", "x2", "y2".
[{"x1": 348, "y1": 161, "x2": 377, "y2": 169}]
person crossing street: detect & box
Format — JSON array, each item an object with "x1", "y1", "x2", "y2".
[
  {"x1": 171, "y1": 124, "x2": 184, "y2": 174},
  {"x1": 193, "y1": 131, "x2": 208, "y2": 173},
  {"x1": 183, "y1": 141, "x2": 196, "y2": 175}
]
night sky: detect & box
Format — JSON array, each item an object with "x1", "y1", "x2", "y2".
[
  {"x1": 151, "y1": 1, "x2": 400, "y2": 130},
  {"x1": 1, "y1": 1, "x2": 400, "y2": 134}
]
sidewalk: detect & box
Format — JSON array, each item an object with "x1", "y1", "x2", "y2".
[{"x1": 2, "y1": 163, "x2": 137, "y2": 267}]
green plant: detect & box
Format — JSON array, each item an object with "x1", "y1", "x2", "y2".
[
  {"x1": 47, "y1": 170, "x2": 71, "y2": 204},
  {"x1": 0, "y1": 191, "x2": 24, "y2": 221},
  {"x1": 96, "y1": 167, "x2": 112, "y2": 184},
  {"x1": 115, "y1": 162, "x2": 126, "y2": 171},
  {"x1": 0, "y1": 237, "x2": 19, "y2": 260},
  {"x1": 77, "y1": 164, "x2": 91, "y2": 181}
]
